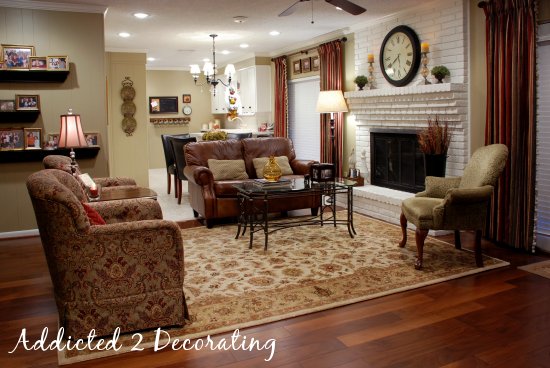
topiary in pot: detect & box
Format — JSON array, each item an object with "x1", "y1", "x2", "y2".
[
  {"x1": 431, "y1": 65, "x2": 450, "y2": 83},
  {"x1": 354, "y1": 75, "x2": 369, "y2": 90}
]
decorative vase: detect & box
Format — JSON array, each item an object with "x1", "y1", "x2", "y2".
[
  {"x1": 263, "y1": 156, "x2": 282, "y2": 182},
  {"x1": 434, "y1": 75, "x2": 445, "y2": 83},
  {"x1": 357, "y1": 84, "x2": 365, "y2": 91},
  {"x1": 423, "y1": 154, "x2": 447, "y2": 177}
]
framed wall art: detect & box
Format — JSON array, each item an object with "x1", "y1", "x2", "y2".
[
  {"x1": 149, "y1": 96, "x2": 178, "y2": 114},
  {"x1": 0, "y1": 100, "x2": 15, "y2": 112},
  {"x1": 1, "y1": 44, "x2": 35, "y2": 69},
  {"x1": 293, "y1": 59, "x2": 302, "y2": 74},
  {"x1": 15, "y1": 95, "x2": 40, "y2": 110},
  {"x1": 302, "y1": 57, "x2": 311, "y2": 73},
  {"x1": 84, "y1": 132, "x2": 99, "y2": 147},
  {"x1": 312, "y1": 56, "x2": 320, "y2": 71},
  {"x1": 45, "y1": 133, "x2": 59, "y2": 149},
  {"x1": 183, "y1": 94, "x2": 191, "y2": 103},
  {"x1": 30, "y1": 56, "x2": 47, "y2": 70},
  {"x1": 0, "y1": 129, "x2": 25, "y2": 150},
  {"x1": 24, "y1": 128, "x2": 42, "y2": 149},
  {"x1": 47, "y1": 56, "x2": 68, "y2": 70}
]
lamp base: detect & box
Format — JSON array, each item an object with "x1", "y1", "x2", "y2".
[{"x1": 69, "y1": 148, "x2": 78, "y2": 176}]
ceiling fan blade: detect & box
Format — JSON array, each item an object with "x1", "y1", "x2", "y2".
[
  {"x1": 325, "y1": 0, "x2": 366, "y2": 15},
  {"x1": 279, "y1": 0, "x2": 310, "y2": 17}
]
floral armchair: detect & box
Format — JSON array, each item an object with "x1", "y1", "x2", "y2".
[
  {"x1": 42, "y1": 155, "x2": 137, "y2": 189},
  {"x1": 27, "y1": 169, "x2": 187, "y2": 338}
]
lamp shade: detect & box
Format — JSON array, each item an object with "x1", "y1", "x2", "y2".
[
  {"x1": 58, "y1": 110, "x2": 87, "y2": 148},
  {"x1": 316, "y1": 90, "x2": 349, "y2": 113},
  {"x1": 190, "y1": 64, "x2": 201, "y2": 75},
  {"x1": 224, "y1": 64, "x2": 236, "y2": 77}
]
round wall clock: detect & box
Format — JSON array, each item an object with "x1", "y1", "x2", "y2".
[
  {"x1": 379, "y1": 25, "x2": 421, "y2": 87},
  {"x1": 183, "y1": 105, "x2": 192, "y2": 115}
]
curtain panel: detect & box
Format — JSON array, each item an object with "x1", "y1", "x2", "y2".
[
  {"x1": 272, "y1": 56, "x2": 288, "y2": 137},
  {"x1": 481, "y1": 0, "x2": 537, "y2": 250},
  {"x1": 317, "y1": 40, "x2": 344, "y2": 177}
]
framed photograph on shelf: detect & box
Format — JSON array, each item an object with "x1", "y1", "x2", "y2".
[
  {"x1": 45, "y1": 133, "x2": 59, "y2": 150},
  {"x1": 149, "y1": 96, "x2": 178, "y2": 114},
  {"x1": 47, "y1": 55, "x2": 68, "y2": 71},
  {"x1": 1, "y1": 44, "x2": 35, "y2": 69},
  {"x1": 293, "y1": 59, "x2": 302, "y2": 74},
  {"x1": 29, "y1": 56, "x2": 47, "y2": 70},
  {"x1": 84, "y1": 132, "x2": 99, "y2": 147},
  {"x1": 302, "y1": 57, "x2": 311, "y2": 73},
  {"x1": 0, "y1": 128, "x2": 25, "y2": 150},
  {"x1": 15, "y1": 94, "x2": 40, "y2": 110},
  {"x1": 312, "y1": 56, "x2": 320, "y2": 71},
  {"x1": 0, "y1": 100, "x2": 15, "y2": 112},
  {"x1": 24, "y1": 128, "x2": 42, "y2": 150},
  {"x1": 183, "y1": 94, "x2": 191, "y2": 103}
]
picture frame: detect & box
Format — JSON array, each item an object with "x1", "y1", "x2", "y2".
[
  {"x1": 47, "y1": 55, "x2": 68, "y2": 71},
  {"x1": 15, "y1": 94, "x2": 40, "y2": 110},
  {"x1": 84, "y1": 132, "x2": 99, "y2": 147},
  {"x1": 293, "y1": 59, "x2": 302, "y2": 74},
  {"x1": 0, "y1": 128, "x2": 25, "y2": 150},
  {"x1": 1, "y1": 44, "x2": 35, "y2": 69},
  {"x1": 45, "y1": 133, "x2": 59, "y2": 150},
  {"x1": 149, "y1": 96, "x2": 178, "y2": 114},
  {"x1": 183, "y1": 94, "x2": 191, "y2": 103},
  {"x1": 24, "y1": 128, "x2": 42, "y2": 150},
  {"x1": 312, "y1": 56, "x2": 320, "y2": 71},
  {"x1": 302, "y1": 57, "x2": 311, "y2": 73},
  {"x1": 0, "y1": 100, "x2": 15, "y2": 112},
  {"x1": 29, "y1": 56, "x2": 47, "y2": 70}
]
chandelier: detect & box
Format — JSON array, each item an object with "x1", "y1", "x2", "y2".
[{"x1": 190, "y1": 34, "x2": 235, "y2": 95}]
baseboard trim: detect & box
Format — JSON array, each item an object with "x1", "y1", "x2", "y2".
[{"x1": 0, "y1": 229, "x2": 39, "y2": 239}]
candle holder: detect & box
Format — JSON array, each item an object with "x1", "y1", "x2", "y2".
[
  {"x1": 367, "y1": 61, "x2": 376, "y2": 89},
  {"x1": 420, "y1": 51, "x2": 431, "y2": 85}
]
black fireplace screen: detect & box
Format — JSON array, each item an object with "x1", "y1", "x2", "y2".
[{"x1": 370, "y1": 132, "x2": 425, "y2": 193}]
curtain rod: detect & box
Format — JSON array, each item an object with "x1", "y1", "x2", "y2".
[{"x1": 271, "y1": 37, "x2": 347, "y2": 61}]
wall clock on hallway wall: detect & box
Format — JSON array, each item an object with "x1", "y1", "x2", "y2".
[{"x1": 379, "y1": 25, "x2": 421, "y2": 87}]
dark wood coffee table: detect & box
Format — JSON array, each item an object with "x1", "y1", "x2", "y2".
[{"x1": 93, "y1": 187, "x2": 157, "y2": 202}]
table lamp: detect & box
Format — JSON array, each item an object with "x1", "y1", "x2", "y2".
[
  {"x1": 316, "y1": 90, "x2": 348, "y2": 177},
  {"x1": 58, "y1": 108, "x2": 87, "y2": 176}
]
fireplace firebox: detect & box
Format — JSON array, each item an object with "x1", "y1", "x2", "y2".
[{"x1": 370, "y1": 132, "x2": 425, "y2": 193}]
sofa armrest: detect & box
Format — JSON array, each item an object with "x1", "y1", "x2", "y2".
[
  {"x1": 184, "y1": 165, "x2": 215, "y2": 186},
  {"x1": 94, "y1": 177, "x2": 137, "y2": 187},
  {"x1": 416, "y1": 176, "x2": 461, "y2": 198},
  {"x1": 291, "y1": 159, "x2": 318, "y2": 175},
  {"x1": 89, "y1": 198, "x2": 163, "y2": 223}
]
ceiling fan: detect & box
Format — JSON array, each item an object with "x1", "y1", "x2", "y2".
[{"x1": 279, "y1": 0, "x2": 366, "y2": 17}]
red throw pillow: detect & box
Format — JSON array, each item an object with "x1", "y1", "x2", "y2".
[{"x1": 81, "y1": 203, "x2": 106, "y2": 225}]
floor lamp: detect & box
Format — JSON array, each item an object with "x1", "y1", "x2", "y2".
[
  {"x1": 58, "y1": 109, "x2": 87, "y2": 176},
  {"x1": 316, "y1": 90, "x2": 349, "y2": 178}
]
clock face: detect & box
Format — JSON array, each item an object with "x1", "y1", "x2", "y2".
[
  {"x1": 380, "y1": 25, "x2": 420, "y2": 87},
  {"x1": 183, "y1": 105, "x2": 192, "y2": 115}
]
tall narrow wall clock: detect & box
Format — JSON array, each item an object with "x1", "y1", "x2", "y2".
[{"x1": 379, "y1": 25, "x2": 421, "y2": 87}]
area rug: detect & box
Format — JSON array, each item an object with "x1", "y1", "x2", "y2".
[
  {"x1": 59, "y1": 213, "x2": 509, "y2": 364},
  {"x1": 518, "y1": 260, "x2": 550, "y2": 279}
]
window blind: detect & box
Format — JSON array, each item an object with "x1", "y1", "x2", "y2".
[{"x1": 288, "y1": 77, "x2": 320, "y2": 161}]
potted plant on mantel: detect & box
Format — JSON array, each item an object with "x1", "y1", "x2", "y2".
[
  {"x1": 354, "y1": 75, "x2": 368, "y2": 90},
  {"x1": 417, "y1": 116, "x2": 451, "y2": 177},
  {"x1": 431, "y1": 65, "x2": 450, "y2": 83}
]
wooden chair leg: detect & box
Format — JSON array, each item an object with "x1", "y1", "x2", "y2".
[
  {"x1": 399, "y1": 212, "x2": 407, "y2": 247},
  {"x1": 454, "y1": 230, "x2": 462, "y2": 249},
  {"x1": 474, "y1": 229, "x2": 483, "y2": 267},
  {"x1": 167, "y1": 172, "x2": 171, "y2": 194},
  {"x1": 193, "y1": 210, "x2": 199, "y2": 218},
  {"x1": 414, "y1": 228, "x2": 429, "y2": 270},
  {"x1": 177, "y1": 179, "x2": 182, "y2": 205},
  {"x1": 174, "y1": 175, "x2": 178, "y2": 198}
]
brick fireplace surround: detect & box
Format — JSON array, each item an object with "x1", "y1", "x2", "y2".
[{"x1": 343, "y1": 83, "x2": 469, "y2": 229}]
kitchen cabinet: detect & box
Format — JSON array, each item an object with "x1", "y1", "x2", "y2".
[
  {"x1": 236, "y1": 65, "x2": 271, "y2": 116},
  {"x1": 211, "y1": 86, "x2": 229, "y2": 114}
]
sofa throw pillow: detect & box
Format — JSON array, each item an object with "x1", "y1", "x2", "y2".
[
  {"x1": 252, "y1": 156, "x2": 294, "y2": 178},
  {"x1": 81, "y1": 202, "x2": 106, "y2": 225},
  {"x1": 207, "y1": 159, "x2": 249, "y2": 180}
]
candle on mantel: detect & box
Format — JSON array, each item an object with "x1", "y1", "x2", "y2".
[
  {"x1": 421, "y1": 42, "x2": 430, "y2": 53},
  {"x1": 89, "y1": 184, "x2": 99, "y2": 197},
  {"x1": 367, "y1": 53, "x2": 374, "y2": 63}
]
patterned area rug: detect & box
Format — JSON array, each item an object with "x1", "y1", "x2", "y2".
[
  {"x1": 518, "y1": 260, "x2": 550, "y2": 279},
  {"x1": 60, "y1": 213, "x2": 508, "y2": 364}
]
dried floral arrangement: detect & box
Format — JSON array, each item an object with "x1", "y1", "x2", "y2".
[
  {"x1": 202, "y1": 130, "x2": 228, "y2": 141},
  {"x1": 417, "y1": 116, "x2": 451, "y2": 155}
]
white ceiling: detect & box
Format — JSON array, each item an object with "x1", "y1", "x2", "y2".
[{"x1": 14, "y1": 0, "x2": 421, "y2": 69}]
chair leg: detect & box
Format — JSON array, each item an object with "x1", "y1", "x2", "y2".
[
  {"x1": 174, "y1": 175, "x2": 178, "y2": 198},
  {"x1": 167, "y1": 173, "x2": 171, "y2": 194},
  {"x1": 474, "y1": 229, "x2": 484, "y2": 267},
  {"x1": 193, "y1": 210, "x2": 199, "y2": 218},
  {"x1": 454, "y1": 230, "x2": 462, "y2": 249},
  {"x1": 177, "y1": 179, "x2": 182, "y2": 205},
  {"x1": 399, "y1": 212, "x2": 407, "y2": 247},
  {"x1": 415, "y1": 228, "x2": 429, "y2": 270}
]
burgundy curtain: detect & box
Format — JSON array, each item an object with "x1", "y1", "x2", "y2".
[
  {"x1": 317, "y1": 40, "x2": 344, "y2": 177},
  {"x1": 272, "y1": 56, "x2": 288, "y2": 137},
  {"x1": 481, "y1": 0, "x2": 537, "y2": 250}
]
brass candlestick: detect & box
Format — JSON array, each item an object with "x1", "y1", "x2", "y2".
[
  {"x1": 368, "y1": 61, "x2": 375, "y2": 89},
  {"x1": 420, "y1": 52, "x2": 431, "y2": 85}
]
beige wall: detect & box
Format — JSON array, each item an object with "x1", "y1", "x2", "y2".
[
  {"x1": 470, "y1": 0, "x2": 487, "y2": 154},
  {"x1": 146, "y1": 70, "x2": 214, "y2": 169},
  {"x1": 0, "y1": 7, "x2": 107, "y2": 232}
]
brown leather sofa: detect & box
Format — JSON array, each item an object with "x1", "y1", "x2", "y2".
[{"x1": 184, "y1": 137, "x2": 319, "y2": 227}]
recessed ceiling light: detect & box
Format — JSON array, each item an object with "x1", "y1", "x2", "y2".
[
  {"x1": 133, "y1": 12, "x2": 149, "y2": 19},
  {"x1": 233, "y1": 16, "x2": 248, "y2": 23},
  {"x1": 221, "y1": 50, "x2": 230, "y2": 55},
  {"x1": 118, "y1": 32, "x2": 131, "y2": 38},
  {"x1": 240, "y1": 43, "x2": 249, "y2": 48},
  {"x1": 147, "y1": 57, "x2": 155, "y2": 61},
  {"x1": 269, "y1": 31, "x2": 280, "y2": 36},
  {"x1": 335, "y1": 7, "x2": 342, "y2": 11}
]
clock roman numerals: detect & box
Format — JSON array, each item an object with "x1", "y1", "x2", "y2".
[{"x1": 380, "y1": 26, "x2": 420, "y2": 86}]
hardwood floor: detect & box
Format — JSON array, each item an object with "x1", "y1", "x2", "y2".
[{"x1": 1, "y1": 223, "x2": 549, "y2": 368}]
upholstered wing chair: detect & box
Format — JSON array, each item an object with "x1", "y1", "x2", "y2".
[
  {"x1": 399, "y1": 144, "x2": 509, "y2": 270},
  {"x1": 27, "y1": 169, "x2": 188, "y2": 338},
  {"x1": 43, "y1": 155, "x2": 137, "y2": 189}
]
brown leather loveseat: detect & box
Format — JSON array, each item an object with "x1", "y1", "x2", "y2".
[{"x1": 184, "y1": 137, "x2": 319, "y2": 227}]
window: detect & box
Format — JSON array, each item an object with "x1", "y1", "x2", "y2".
[{"x1": 288, "y1": 77, "x2": 320, "y2": 161}]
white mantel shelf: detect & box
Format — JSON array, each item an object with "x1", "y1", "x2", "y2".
[{"x1": 344, "y1": 83, "x2": 466, "y2": 99}]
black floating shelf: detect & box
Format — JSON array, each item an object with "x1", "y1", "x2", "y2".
[
  {"x1": 0, "y1": 110, "x2": 40, "y2": 123},
  {"x1": 0, "y1": 70, "x2": 70, "y2": 83},
  {"x1": 0, "y1": 146, "x2": 100, "y2": 163}
]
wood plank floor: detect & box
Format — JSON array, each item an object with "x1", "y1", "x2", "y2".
[{"x1": 1, "y1": 220, "x2": 549, "y2": 368}]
